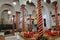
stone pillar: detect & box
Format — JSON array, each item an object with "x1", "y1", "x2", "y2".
[
  {"x1": 50, "y1": 12, "x2": 52, "y2": 28},
  {"x1": 21, "y1": 5, "x2": 25, "y2": 32},
  {"x1": 29, "y1": 14, "x2": 32, "y2": 32},
  {"x1": 52, "y1": 1, "x2": 59, "y2": 30},
  {"x1": 12, "y1": 15, "x2": 15, "y2": 35},
  {"x1": 37, "y1": 0, "x2": 43, "y2": 36},
  {"x1": 16, "y1": 12, "x2": 20, "y2": 31}
]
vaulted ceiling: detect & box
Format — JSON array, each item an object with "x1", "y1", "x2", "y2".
[{"x1": 0, "y1": 0, "x2": 60, "y2": 15}]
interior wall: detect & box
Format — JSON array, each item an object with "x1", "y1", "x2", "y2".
[
  {"x1": 42, "y1": 0, "x2": 60, "y2": 29},
  {"x1": 0, "y1": 4, "x2": 15, "y2": 24},
  {"x1": 0, "y1": 0, "x2": 60, "y2": 29}
]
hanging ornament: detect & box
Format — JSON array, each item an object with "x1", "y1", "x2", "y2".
[{"x1": 13, "y1": 0, "x2": 17, "y2": 5}]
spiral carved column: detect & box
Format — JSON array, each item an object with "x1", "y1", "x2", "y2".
[{"x1": 37, "y1": 0, "x2": 43, "y2": 36}]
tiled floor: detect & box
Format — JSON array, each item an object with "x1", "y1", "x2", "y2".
[
  {"x1": 0, "y1": 36, "x2": 60, "y2": 40},
  {"x1": 5, "y1": 35, "x2": 25, "y2": 40},
  {"x1": 0, "y1": 32, "x2": 60, "y2": 40},
  {"x1": 0, "y1": 35, "x2": 24, "y2": 40},
  {"x1": 0, "y1": 32, "x2": 25, "y2": 40}
]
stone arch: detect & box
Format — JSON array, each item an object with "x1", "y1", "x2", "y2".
[
  {"x1": 1, "y1": 4, "x2": 14, "y2": 8},
  {"x1": 0, "y1": 4, "x2": 15, "y2": 24},
  {"x1": 0, "y1": 3, "x2": 15, "y2": 13}
]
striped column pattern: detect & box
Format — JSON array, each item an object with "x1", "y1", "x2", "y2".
[
  {"x1": 37, "y1": 0, "x2": 43, "y2": 36},
  {"x1": 52, "y1": 1, "x2": 59, "y2": 30}
]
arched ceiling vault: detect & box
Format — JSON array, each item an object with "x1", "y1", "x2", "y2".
[{"x1": 0, "y1": 3, "x2": 15, "y2": 15}]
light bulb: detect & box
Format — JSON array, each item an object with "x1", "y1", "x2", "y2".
[
  {"x1": 13, "y1": 2, "x2": 16, "y2": 5},
  {"x1": 8, "y1": 11, "x2": 11, "y2": 15}
]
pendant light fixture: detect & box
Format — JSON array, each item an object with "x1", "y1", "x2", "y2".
[
  {"x1": 8, "y1": 10, "x2": 11, "y2": 15},
  {"x1": 13, "y1": 2, "x2": 16, "y2": 5},
  {"x1": 13, "y1": 0, "x2": 17, "y2": 5}
]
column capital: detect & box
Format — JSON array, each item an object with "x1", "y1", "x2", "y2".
[
  {"x1": 13, "y1": 15, "x2": 15, "y2": 18},
  {"x1": 29, "y1": 14, "x2": 32, "y2": 16},
  {"x1": 21, "y1": 4, "x2": 25, "y2": 9},
  {"x1": 52, "y1": 1, "x2": 58, "y2": 10},
  {"x1": 50, "y1": 11, "x2": 52, "y2": 14},
  {"x1": 52, "y1": 1, "x2": 57, "y2": 6},
  {"x1": 16, "y1": 11, "x2": 21, "y2": 14}
]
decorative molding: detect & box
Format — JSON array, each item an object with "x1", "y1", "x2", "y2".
[
  {"x1": 26, "y1": 1, "x2": 35, "y2": 6},
  {"x1": 51, "y1": 14, "x2": 60, "y2": 17}
]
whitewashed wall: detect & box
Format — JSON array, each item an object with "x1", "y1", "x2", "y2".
[{"x1": 0, "y1": 0, "x2": 60, "y2": 29}]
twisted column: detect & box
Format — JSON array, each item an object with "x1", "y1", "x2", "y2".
[{"x1": 37, "y1": 0, "x2": 43, "y2": 36}]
